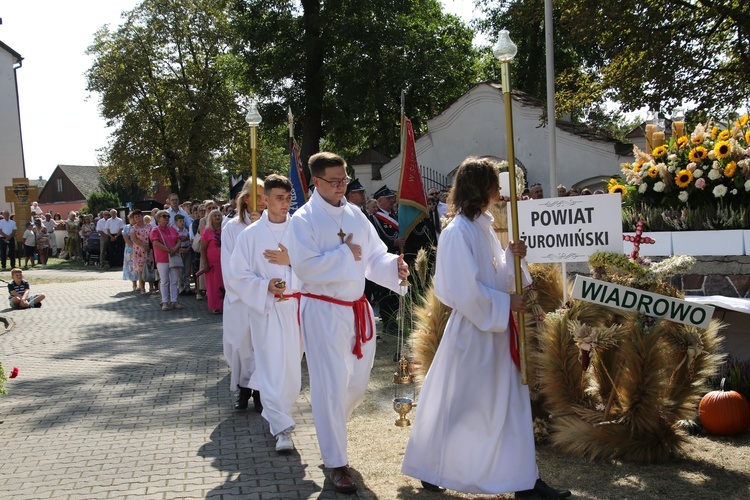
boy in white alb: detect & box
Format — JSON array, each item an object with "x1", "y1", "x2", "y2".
[{"x1": 230, "y1": 174, "x2": 302, "y2": 452}]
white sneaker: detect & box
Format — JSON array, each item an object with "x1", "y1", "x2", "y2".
[{"x1": 275, "y1": 431, "x2": 294, "y2": 452}]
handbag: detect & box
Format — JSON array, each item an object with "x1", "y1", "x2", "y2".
[
  {"x1": 157, "y1": 226, "x2": 183, "y2": 268},
  {"x1": 191, "y1": 233, "x2": 201, "y2": 252},
  {"x1": 169, "y1": 254, "x2": 183, "y2": 268}
]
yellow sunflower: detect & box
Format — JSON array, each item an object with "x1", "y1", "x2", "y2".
[
  {"x1": 691, "y1": 135, "x2": 704, "y2": 145},
  {"x1": 676, "y1": 136, "x2": 689, "y2": 149},
  {"x1": 711, "y1": 126, "x2": 719, "y2": 140},
  {"x1": 746, "y1": 129, "x2": 750, "y2": 144},
  {"x1": 647, "y1": 166, "x2": 659, "y2": 178},
  {"x1": 651, "y1": 145, "x2": 667, "y2": 158},
  {"x1": 714, "y1": 140, "x2": 731, "y2": 159},
  {"x1": 675, "y1": 169, "x2": 694, "y2": 188},
  {"x1": 609, "y1": 184, "x2": 627, "y2": 197},
  {"x1": 689, "y1": 146, "x2": 708, "y2": 162},
  {"x1": 718, "y1": 129, "x2": 731, "y2": 141},
  {"x1": 738, "y1": 115, "x2": 749, "y2": 128},
  {"x1": 724, "y1": 161, "x2": 737, "y2": 178}
]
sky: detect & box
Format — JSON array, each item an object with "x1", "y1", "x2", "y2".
[{"x1": 1, "y1": 0, "x2": 480, "y2": 182}]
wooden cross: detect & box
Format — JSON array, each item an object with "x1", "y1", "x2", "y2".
[
  {"x1": 4, "y1": 178, "x2": 39, "y2": 243},
  {"x1": 338, "y1": 228, "x2": 346, "y2": 244},
  {"x1": 623, "y1": 220, "x2": 655, "y2": 260}
]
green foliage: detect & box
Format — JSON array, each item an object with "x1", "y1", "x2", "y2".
[
  {"x1": 231, "y1": 0, "x2": 480, "y2": 163},
  {"x1": 87, "y1": 190, "x2": 122, "y2": 215},
  {"x1": 0, "y1": 362, "x2": 7, "y2": 396},
  {"x1": 86, "y1": 0, "x2": 253, "y2": 201},
  {"x1": 479, "y1": 0, "x2": 750, "y2": 118}
]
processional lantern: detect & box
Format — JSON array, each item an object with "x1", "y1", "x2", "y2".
[{"x1": 245, "y1": 100, "x2": 262, "y2": 211}]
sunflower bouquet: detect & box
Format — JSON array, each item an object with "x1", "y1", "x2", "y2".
[{"x1": 609, "y1": 115, "x2": 750, "y2": 230}]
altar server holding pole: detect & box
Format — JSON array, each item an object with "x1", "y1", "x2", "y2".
[{"x1": 401, "y1": 157, "x2": 571, "y2": 499}]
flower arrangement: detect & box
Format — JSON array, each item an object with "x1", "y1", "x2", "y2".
[{"x1": 610, "y1": 115, "x2": 750, "y2": 230}]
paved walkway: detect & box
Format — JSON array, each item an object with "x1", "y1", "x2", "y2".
[{"x1": 0, "y1": 272, "x2": 356, "y2": 499}]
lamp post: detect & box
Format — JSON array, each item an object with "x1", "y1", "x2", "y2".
[
  {"x1": 245, "y1": 100, "x2": 263, "y2": 211},
  {"x1": 494, "y1": 30, "x2": 528, "y2": 385}
]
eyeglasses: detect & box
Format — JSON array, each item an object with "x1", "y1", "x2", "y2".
[
  {"x1": 316, "y1": 176, "x2": 351, "y2": 188},
  {"x1": 160, "y1": 214, "x2": 170, "y2": 219}
]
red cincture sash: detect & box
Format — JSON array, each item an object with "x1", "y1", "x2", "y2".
[
  {"x1": 509, "y1": 313, "x2": 520, "y2": 369},
  {"x1": 301, "y1": 293, "x2": 373, "y2": 359}
]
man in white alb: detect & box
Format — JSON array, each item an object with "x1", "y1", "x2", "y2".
[{"x1": 287, "y1": 152, "x2": 409, "y2": 494}]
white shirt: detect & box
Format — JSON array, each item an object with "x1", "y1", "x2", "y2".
[
  {"x1": 0, "y1": 218, "x2": 18, "y2": 238},
  {"x1": 96, "y1": 218, "x2": 108, "y2": 234},
  {"x1": 167, "y1": 207, "x2": 192, "y2": 229},
  {"x1": 106, "y1": 216, "x2": 125, "y2": 237}
]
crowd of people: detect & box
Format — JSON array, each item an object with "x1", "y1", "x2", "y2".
[{"x1": 6, "y1": 154, "x2": 571, "y2": 498}]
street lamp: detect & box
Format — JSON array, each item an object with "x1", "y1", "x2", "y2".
[
  {"x1": 494, "y1": 29, "x2": 528, "y2": 385},
  {"x1": 245, "y1": 100, "x2": 263, "y2": 211}
]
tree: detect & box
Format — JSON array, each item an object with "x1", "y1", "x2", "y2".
[
  {"x1": 231, "y1": 0, "x2": 480, "y2": 164},
  {"x1": 478, "y1": 0, "x2": 750, "y2": 118},
  {"x1": 86, "y1": 190, "x2": 122, "y2": 215},
  {"x1": 86, "y1": 0, "x2": 250, "y2": 201}
]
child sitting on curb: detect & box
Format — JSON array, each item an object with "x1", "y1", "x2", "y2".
[{"x1": 8, "y1": 268, "x2": 45, "y2": 309}]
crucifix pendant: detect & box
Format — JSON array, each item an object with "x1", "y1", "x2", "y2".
[{"x1": 337, "y1": 228, "x2": 346, "y2": 244}]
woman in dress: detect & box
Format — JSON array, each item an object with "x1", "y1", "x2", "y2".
[
  {"x1": 80, "y1": 214, "x2": 94, "y2": 255},
  {"x1": 193, "y1": 200, "x2": 217, "y2": 300},
  {"x1": 130, "y1": 210, "x2": 150, "y2": 293},
  {"x1": 200, "y1": 208, "x2": 224, "y2": 313},
  {"x1": 65, "y1": 211, "x2": 81, "y2": 261},
  {"x1": 150, "y1": 210, "x2": 182, "y2": 311},
  {"x1": 122, "y1": 212, "x2": 139, "y2": 290},
  {"x1": 401, "y1": 157, "x2": 570, "y2": 499},
  {"x1": 33, "y1": 218, "x2": 50, "y2": 268}
]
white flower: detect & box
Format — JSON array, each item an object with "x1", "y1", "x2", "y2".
[
  {"x1": 745, "y1": 179, "x2": 750, "y2": 191},
  {"x1": 653, "y1": 181, "x2": 665, "y2": 192},
  {"x1": 667, "y1": 165, "x2": 675, "y2": 173},
  {"x1": 687, "y1": 162, "x2": 697, "y2": 170},
  {"x1": 639, "y1": 183, "x2": 648, "y2": 193},
  {"x1": 707, "y1": 150, "x2": 716, "y2": 160},
  {"x1": 708, "y1": 169, "x2": 721, "y2": 181},
  {"x1": 668, "y1": 154, "x2": 678, "y2": 161},
  {"x1": 693, "y1": 169, "x2": 703, "y2": 178},
  {"x1": 713, "y1": 185, "x2": 727, "y2": 198},
  {"x1": 731, "y1": 189, "x2": 738, "y2": 195},
  {"x1": 678, "y1": 191, "x2": 689, "y2": 202}
]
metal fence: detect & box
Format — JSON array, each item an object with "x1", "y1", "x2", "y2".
[{"x1": 420, "y1": 165, "x2": 449, "y2": 193}]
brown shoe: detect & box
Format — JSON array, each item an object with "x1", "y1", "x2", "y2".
[{"x1": 329, "y1": 465, "x2": 358, "y2": 493}]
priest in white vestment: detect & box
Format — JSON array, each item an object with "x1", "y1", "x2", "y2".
[
  {"x1": 287, "y1": 152, "x2": 409, "y2": 494},
  {"x1": 221, "y1": 178, "x2": 265, "y2": 411},
  {"x1": 231, "y1": 175, "x2": 303, "y2": 452},
  {"x1": 401, "y1": 157, "x2": 571, "y2": 499}
]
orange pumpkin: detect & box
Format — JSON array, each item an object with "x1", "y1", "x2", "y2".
[{"x1": 698, "y1": 379, "x2": 750, "y2": 436}]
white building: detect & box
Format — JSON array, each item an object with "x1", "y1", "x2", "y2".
[
  {"x1": 352, "y1": 82, "x2": 631, "y2": 197},
  {"x1": 0, "y1": 39, "x2": 25, "y2": 210}
]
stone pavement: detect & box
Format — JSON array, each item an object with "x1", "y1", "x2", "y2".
[{"x1": 0, "y1": 271, "x2": 360, "y2": 499}]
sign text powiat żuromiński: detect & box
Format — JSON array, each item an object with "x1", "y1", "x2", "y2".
[
  {"x1": 571, "y1": 276, "x2": 714, "y2": 329},
  {"x1": 509, "y1": 194, "x2": 623, "y2": 263}
]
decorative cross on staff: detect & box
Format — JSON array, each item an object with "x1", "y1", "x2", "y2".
[{"x1": 623, "y1": 220, "x2": 655, "y2": 260}]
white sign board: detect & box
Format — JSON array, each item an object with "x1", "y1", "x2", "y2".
[
  {"x1": 509, "y1": 194, "x2": 623, "y2": 263},
  {"x1": 571, "y1": 276, "x2": 714, "y2": 329}
]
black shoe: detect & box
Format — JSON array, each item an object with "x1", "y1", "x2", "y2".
[
  {"x1": 421, "y1": 480, "x2": 445, "y2": 492},
  {"x1": 516, "y1": 479, "x2": 571, "y2": 499},
  {"x1": 252, "y1": 390, "x2": 263, "y2": 413},
  {"x1": 234, "y1": 386, "x2": 252, "y2": 410}
]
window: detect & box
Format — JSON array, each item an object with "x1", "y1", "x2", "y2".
[{"x1": 57, "y1": 179, "x2": 63, "y2": 192}]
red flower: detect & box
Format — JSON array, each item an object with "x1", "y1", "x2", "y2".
[{"x1": 9, "y1": 366, "x2": 19, "y2": 379}]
